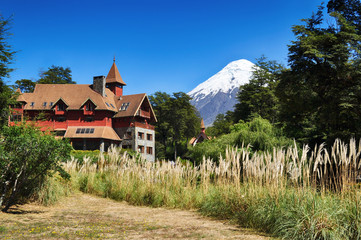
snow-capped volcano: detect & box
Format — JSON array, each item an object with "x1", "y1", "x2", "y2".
[{"x1": 188, "y1": 59, "x2": 255, "y2": 126}]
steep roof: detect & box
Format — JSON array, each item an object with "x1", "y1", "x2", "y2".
[
  {"x1": 112, "y1": 93, "x2": 157, "y2": 122},
  {"x1": 21, "y1": 84, "x2": 118, "y2": 112},
  {"x1": 15, "y1": 88, "x2": 26, "y2": 102},
  {"x1": 106, "y1": 62, "x2": 126, "y2": 85},
  {"x1": 201, "y1": 118, "x2": 205, "y2": 129}
]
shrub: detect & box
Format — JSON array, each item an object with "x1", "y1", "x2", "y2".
[
  {"x1": 190, "y1": 116, "x2": 294, "y2": 164},
  {"x1": 0, "y1": 124, "x2": 72, "y2": 211}
]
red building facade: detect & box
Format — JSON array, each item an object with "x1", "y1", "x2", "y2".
[{"x1": 10, "y1": 62, "x2": 157, "y2": 161}]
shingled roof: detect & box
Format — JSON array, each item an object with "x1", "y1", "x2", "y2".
[
  {"x1": 113, "y1": 93, "x2": 157, "y2": 122},
  {"x1": 106, "y1": 62, "x2": 126, "y2": 85},
  {"x1": 22, "y1": 84, "x2": 118, "y2": 112}
]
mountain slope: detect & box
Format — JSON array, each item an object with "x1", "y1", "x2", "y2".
[{"x1": 188, "y1": 59, "x2": 255, "y2": 126}]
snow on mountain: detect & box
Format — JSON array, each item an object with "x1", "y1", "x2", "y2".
[{"x1": 188, "y1": 59, "x2": 256, "y2": 126}]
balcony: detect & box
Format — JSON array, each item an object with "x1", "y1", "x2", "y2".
[{"x1": 137, "y1": 110, "x2": 150, "y2": 118}]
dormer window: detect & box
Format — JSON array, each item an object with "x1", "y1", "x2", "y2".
[
  {"x1": 85, "y1": 103, "x2": 94, "y2": 111},
  {"x1": 120, "y1": 102, "x2": 130, "y2": 111},
  {"x1": 30, "y1": 102, "x2": 35, "y2": 107},
  {"x1": 43, "y1": 102, "x2": 47, "y2": 107},
  {"x1": 57, "y1": 103, "x2": 65, "y2": 111},
  {"x1": 50, "y1": 102, "x2": 54, "y2": 107}
]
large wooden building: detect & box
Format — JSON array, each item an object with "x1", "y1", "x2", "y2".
[{"x1": 10, "y1": 61, "x2": 157, "y2": 161}]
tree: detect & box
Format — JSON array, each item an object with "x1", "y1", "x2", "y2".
[
  {"x1": 327, "y1": 0, "x2": 361, "y2": 33},
  {"x1": 15, "y1": 79, "x2": 36, "y2": 93},
  {"x1": 38, "y1": 65, "x2": 75, "y2": 84},
  {"x1": 0, "y1": 15, "x2": 16, "y2": 127},
  {"x1": 150, "y1": 92, "x2": 200, "y2": 160},
  {"x1": 205, "y1": 112, "x2": 233, "y2": 137},
  {"x1": 277, "y1": 4, "x2": 361, "y2": 145},
  {"x1": 0, "y1": 124, "x2": 72, "y2": 212},
  {"x1": 233, "y1": 56, "x2": 284, "y2": 124}
]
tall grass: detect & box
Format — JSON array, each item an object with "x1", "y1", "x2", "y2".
[
  {"x1": 34, "y1": 174, "x2": 72, "y2": 206},
  {"x1": 64, "y1": 139, "x2": 361, "y2": 239}
]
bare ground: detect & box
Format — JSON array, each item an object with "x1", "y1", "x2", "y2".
[{"x1": 0, "y1": 193, "x2": 270, "y2": 239}]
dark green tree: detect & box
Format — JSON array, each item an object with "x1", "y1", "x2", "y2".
[
  {"x1": 150, "y1": 91, "x2": 200, "y2": 160},
  {"x1": 38, "y1": 65, "x2": 75, "y2": 84},
  {"x1": 0, "y1": 15, "x2": 16, "y2": 127},
  {"x1": 327, "y1": 0, "x2": 361, "y2": 33},
  {"x1": 277, "y1": 4, "x2": 361, "y2": 145},
  {"x1": 205, "y1": 112, "x2": 233, "y2": 137},
  {"x1": 233, "y1": 56, "x2": 284, "y2": 124},
  {"x1": 15, "y1": 79, "x2": 36, "y2": 93}
]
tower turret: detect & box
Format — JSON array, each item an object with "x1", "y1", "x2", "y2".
[{"x1": 106, "y1": 58, "x2": 126, "y2": 97}]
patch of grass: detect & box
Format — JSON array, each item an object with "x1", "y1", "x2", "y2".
[
  {"x1": 0, "y1": 226, "x2": 6, "y2": 234},
  {"x1": 64, "y1": 140, "x2": 361, "y2": 239}
]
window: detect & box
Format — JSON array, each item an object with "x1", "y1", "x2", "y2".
[
  {"x1": 138, "y1": 132, "x2": 144, "y2": 140},
  {"x1": 85, "y1": 116, "x2": 94, "y2": 122},
  {"x1": 49, "y1": 102, "x2": 54, "y2": 107},
  {"x1": 43, "y1": 102, "x2": 47, "y2": 107},
  {"x1": 85, "y1": 103, "x2": 94, "y2": 111},
  {"x1": 10, "y1": 115, "x2": 21, "y2": 122},
  {"x1": 76, "y1": 128, "x2": 95, "y2": 134},
  {"x1": 138, "y1": 145, "x2": 144, "y2": 153},
  {"x1": 56, "y1": 117, "x2": 66, "y2": 122},
  {"x1": 57, "y1": 103, "x2": 65, "y2": 111},
  {"x1": 55, "y1": 131, "x2": 65, "y2": 137},
  {"x1": 146, "y1": 147, "x2": 153, "y2": 155},
  {"x1": 147, "y1": 134, "x2": 153, "y2": 141},
  {"x1": 120, "y1": 102, "x2": 130, "y2": 111},
  {"x1": 105, "y1": 102, "x2": 110, "y2": 107},
  {"x1": 30, "y1": 102, "x2": 35, "y2": 107},
  {"x1": 110, "y1": 103, "x2": 115, "y2": 108}
]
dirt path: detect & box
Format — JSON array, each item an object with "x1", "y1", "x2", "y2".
[{"x1": 0, "y1": 193, "x2": 270, "y2": 239}]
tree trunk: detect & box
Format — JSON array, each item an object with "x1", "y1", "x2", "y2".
[
  {"x1": 174, "y1": 141, "x2": 177, "y2": 161},
  {"x1": 2, "y1": 165, "x2": 24, "y2": 212},
  {"x1": 0, "y1": 180, "x2": 10, "y2": 208}
]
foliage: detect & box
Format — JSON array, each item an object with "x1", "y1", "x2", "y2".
[
  {"x1": 0, "y1": 15, "x2": 14, "y2": 81},
  {"x1": 0, "y1": 15, "x2": 15, "y2": 128},
  {"x1": 327, "y1": 0, "x2": 361, "y2": 34},
  {"x1": 38, "y1": 65, "x2": 75, "y2": 84},
  {"x1": 14, "y1": 79, "x2": 35, "y2": 93},
  {"x1": 34, "y1": 174, "x2": 71, "y2": 206},
  {"x1": 14, "y1": 66, "x2": 75, "y2": 93},
  {"x1": 0, "y1": 124, "x2": 72, "y2": 211},
  {"x1": 205, "y1": 112, "x2": 233, "y2": 137},
  {"x1": 150, "y1": 91, "x2": 200, "y2": 160},
  {"x1": 233, "y1": 56, "x2": 284, "y2": 124},
  {"x1": 277, "y1": 4, "x2": 361, "y2": 145},
  {"x1": 191, "y1": 116, "x2": 294, "y2": 163}
]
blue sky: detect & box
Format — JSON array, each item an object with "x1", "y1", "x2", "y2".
[{"x1": 2, "y1": 0, "x2": 323, "y2": 95}]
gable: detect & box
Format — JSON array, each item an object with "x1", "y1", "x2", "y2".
[{"x1": 113, "y1": 93, "x2": 157, "y2": 122}]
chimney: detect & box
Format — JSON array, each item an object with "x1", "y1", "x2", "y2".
[{"x1": 93, "y1": 76, "x2": 106, "y2": 97}]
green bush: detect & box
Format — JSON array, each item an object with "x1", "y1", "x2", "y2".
[
  {"x1": 190, "y1": 116, "x2": 294, "y2": 164},
  {"x1": 0, "y1": 124, "x2": 72, "y2": 211},
  {"x1": 71, "y1": 150, "x2": 102, "y2": 164}
]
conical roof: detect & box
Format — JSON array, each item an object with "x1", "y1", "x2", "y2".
[
  {"x1": 106, "y1": 62, "x2": 126, "y2": 85},
  {"x1": 201, "y1": 119, "x2": 205, "y2": 129}
]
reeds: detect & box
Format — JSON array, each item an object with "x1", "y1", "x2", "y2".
[{"x1": 65, "y1": 139, "x2": 361, "y2": 239}]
